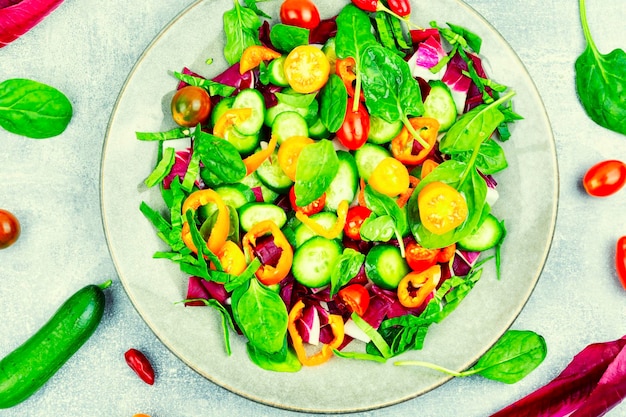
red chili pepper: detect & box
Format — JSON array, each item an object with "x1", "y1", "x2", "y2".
[
  {"x1": 351, "y1": 0, "x2": 378, "y2": 13},
  {"x1": 387, "y1": 0, "x2": 411, "y2": 17},
  {"x1": 351, "y1": 0, "x2": 410, "y2": 17},
  {"x1": 616, "y1": 236, "x2": 626, "y2": 290},
  {"x1": 124, "y1": 348, "x2": 155, "y2": 385}
]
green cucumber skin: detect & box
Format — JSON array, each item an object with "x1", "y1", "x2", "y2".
[{"x1": 0, "y1": 284, "x2": 106, "y2": 409}]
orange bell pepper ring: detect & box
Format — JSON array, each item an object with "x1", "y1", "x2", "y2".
[
  {"x1": 211, "y1": 240, "x2": 247, "y2": 275},
  {"x1": 242, "y1": 134, "x2": 278, "y2": 175},
  {"x1": 239, "y1": 45, "x2": 282, "y2": 74},
  {"x1": 181, "y1": 189, "x2": 230, "y2": 255},
  {"x1": 212, "y1": 107, "x2": 253, "y2": 139},
  {"x1": 391, "y1": 117, "x2": 440, "y2": 166},
  {"x1": 288, "y1": 300, "x2": 345, "y2": 366},
  {"x1": 397, "y1": 265, "x2": 441, "y2": 309},
  {"x1": 294, "y1": 200, "x2": 349, "y2": 240},
  {"x1": 242, "y1": 219, "x2": 293, "y2": 285}
]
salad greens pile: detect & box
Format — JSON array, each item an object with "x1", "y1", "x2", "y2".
[{"x1": 136, "y1": 0, "x2": 544, "y2": 382}]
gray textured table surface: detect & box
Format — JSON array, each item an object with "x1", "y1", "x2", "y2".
[{"x1": 1, "y1": 0, "x2": 625, "y2": 416}]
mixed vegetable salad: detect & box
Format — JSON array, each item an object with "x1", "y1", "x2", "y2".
[{"x1": 137, "y1": 0, "x2": 520, "y2": 372}]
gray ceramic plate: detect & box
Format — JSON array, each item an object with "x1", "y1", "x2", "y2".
[{"x1": 101, "y1": 0, "x2": 557, "y2": 412}]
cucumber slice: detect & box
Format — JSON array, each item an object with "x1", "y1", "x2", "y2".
[
  {"x1": 271, "y1": 111, "x2": 308, "y2": 145},
  {"x1": 423, "y1": 80, "x2": 457, "y2": 132},
  {"x1": 211, "y1": 96, "x2": 236, "y2": 127},
  {"x1": 268, "y1": 56, "x2": 289, "y2": 87},
  {"x1": 292, "y1": 236, "x2": 343, "y2": 288},
  {"x1": 223, "y1": 127, "x2": 259, "y2": 156},
  {"x1": 232, "y1": 88, "x2": 265, "y2": 135},
  {"x1": 354, "y1": 143, "x2": 391, "y2": 182},
  {"x1": 293, "y1": 212, "x2": 342, "y2": 247},
  {"x1": 240, "y1": 171, "x2": 279, "y2": 203},
  {"x1": 325, "y1": 151, "x2": 358, "y2": 211},
  {"x1": 214, "y1": 183, "x2": 256, "y2": 209},
  {"x1": 364, "y1": 244, "x2": 410, "y2": 290},
  {"x1": 238, "y1": 202, "x2": 287, "y2": 232},
  {"x1": 308, "y1": 117, "x2": 330, "y2": 139},
  {"x1": 255, "y1": 146, "x2": 293, "y2": 193},
  {"x1": 457, "y1": 213, "x2": 505, "y2": 251},
  {"x1": 368, "y1": 115, "x2": 403, "y2": 145}
]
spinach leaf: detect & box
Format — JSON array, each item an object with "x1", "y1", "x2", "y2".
[
  {"x1": 294, "y1": 139, "x2": 339, "y2": 206},
  {"x1": 193, "y1": 129, "x2": 247, "y2": 185},
  {"x1": 360, "y1": 44, "x2": 424, "y2": 124},
  {"x1": 144, "y1": 147, "x2": 176, "y2": 188},
  {"x1": 373, "y1": 12, "x2": 409, "y2": 57},
  {"x1": 575, "y1": 0, "x2": 626, "y2": 136},
  {"x1": 269, "y1": 24, "x2": 309, "y2": 52},
  {"x1": 247, "y1": 342, "x2": 302, "y2": 373},
  {"x1": 330, "y1": 248, "x2": 365, "y2": 296},
  {"x1": 364, "y1": 185, "x2": 408, "y2": 254},
  {"x1": 452, "y1": 138, "x2": 508, "y2": 175},
  {"x1": 275, "y1": 91, "x2": 317, "y2": 108},
  {"x1": 186, "y1": 298, "x2": 236, "y2": 355},
  {"x1": 319, "y1": 74, "x2": 348, "y2": 133},
  {"x1": 172, "y1": 72, "x2": 236, "y2": 97},
  {"x1": 231, "y1": 278, "x2": 289, "y2": 354},
  {"x1": 359, "y1": 214, "x2": 396, "y2": 242},
  {"x1": 243, "y1": 0, "x2": 270, "y2": 18},
  {"x1": 135, "y1": 126, "x2": 191, "y2": 141},
  {"x1": 223, "y1": 0, "x2": 262, "y2": 66},
  {"x1": 430, "y1": 21, "x2": 482, "y2": 53},
  {"x1": 0, "y1": 78, "x2": 73, "y2": 139}
]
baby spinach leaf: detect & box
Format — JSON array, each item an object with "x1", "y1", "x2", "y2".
[
  {"x1": 135, "y1": 126, "x2": 191, "y2": 141},
  {"x1": 246, "y1": 342, "x2": 301, "y2": 373},
  {"x1": 193, "y1": 129, "x2": 247, "y2": 185},
  {"x1": 0, "y1": 78, "x2": 72, "y2": 139},
  {"x1": 364, "y1": 185, "x2": 408, "y2": 254},
  {"x1": 172, "y1": 72, "x2": 236, "y2": 97},
  {"x1": 319, "y1": 74, "x2": 348, "y2": 133},
  {"x1": 360, "y1": 215, "x2": 396, "y2": 242},
  {"x1": 360, "y1": 44, "x2": 424, "y2": 124},
  {"x1": 231, "y1": 278, "x2": 289, "y2": 354},
  {"x1": 269, "y1": 24, "x2": 309, "y2": 53},
  {"x1": 335, "y1": 4, "x2": 377, "y2": 62},
  {"x1": 275, "y1": 91, "x2": 317, "y2": 108},
  {"x1": 330, "y1": 248, "x2": 365, "y2": 296},
  {"x1": 575, "y1": 0, "x2": 626, "y2": 136},
  {"x1": 243, "y1": 0, "x2": 270, "y2": 18},
  {"x1": 223, "y1": 0, "x2": 261, "y2": 65},
  {"x1": 294, "y1": 139, "x2": 339, "y2": 206},
  {"x1": 430, "y1": 21, "x2": 482, "y2": 53},
  {"x1": 452, "y1": 138, "x2": 508, "y2": 175}
]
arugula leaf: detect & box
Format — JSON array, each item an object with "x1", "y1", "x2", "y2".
[
  {"x1": 223, "y1": 0, "x2": 262, "y2": 65},
  {"x1": 575, "y1": 0, "x2": 626, "y2": 136}
]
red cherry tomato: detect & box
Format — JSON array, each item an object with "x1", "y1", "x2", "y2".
[
  {"x1": 387, "y1": 0, "x2": 411, "y2": 16},
  {"x1": 0, "y1": 209, "x2": 20, "y2": 249},
  {"x1": 582, "y1": 160, "x2": 626, "y2": 197},
  {"x1": 171, "y1": 86, "x2": 212, "y2": 127},
  {"x1": 289, "y1": 186, "x2": 325, "y2": 216},
  {"x1": 343, "y1": 205, "x2": 372, "y2": 241},
  {"x1": 405, "y1": 240, "x2": 440, "y2": 272},
  {"x1": 280, "y1": 0, "x2": 321, "y2": 30},
  {"x1": 336, "y1": 98, "x2": 370, "y2": 150},
  {"x1": 617, "y1": 236, "x2": 626, "y2": 290},
  {"x1": 338, "y1": 284, "x2": 370, "y2": 316}
]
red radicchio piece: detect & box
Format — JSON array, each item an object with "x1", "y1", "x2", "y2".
[
  {"x1": 309, "y1": 17, "x2": 337, "y2": 45},
  {"x1": 163, "y1": 148, "x2": 191, "y2": 189},
  {"x1": 0, "y1": 0, "x2": 64, "y2": 48}
]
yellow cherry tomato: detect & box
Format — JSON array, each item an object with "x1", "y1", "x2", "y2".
[
  {"x1": 417, "y1": 181, "x2": 468, "y2": 235},
  {"x1": 283, "y1": 45, "x2": 330, "y2": 93},
  {"x1": 368, "y1": 157, "x2": 410, "y2": 197}
]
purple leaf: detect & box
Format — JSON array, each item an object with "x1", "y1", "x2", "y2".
[{"x1": 0, "y1": 0, "x2": 64, "y2": 47}]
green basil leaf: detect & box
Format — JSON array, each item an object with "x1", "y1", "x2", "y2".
[
  {"x1": 330, "y1": 248, "x2": 366, "y2": 296},
  {"x1": 193, "y1": 130, "x2": 247, "y2": 185},
  {"x1": 173, "y1": 72, "x2": 236, "y2": 97},
  {"x1": 0, "y1": 79, "x2": 73, "y2": 139},
  {"x1": 294, "y1": 139, "x2": 339, "y2": 206},
  {"x1": 269, "y1": 23, "x2": 309, "y2": 52},
  {"x1": 223, "y1": 1, "x2": 261, "y2": 65},
  {"x1": 319, "y1": 74, "x2": 348, "y2": 133},
  {"x1": 361, "y1": 44, "x2": 424, "y2": 123}
]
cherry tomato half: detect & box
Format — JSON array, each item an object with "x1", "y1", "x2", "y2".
[
  {"x1": 418, "y1": 181, "x2": 468, "y2": 235},
  {"x1": 344, "y1": 205, "x2": 373, "y2": 241},
  {"x1": 289, "y1": 186, "x2": 326, "y2": 216},
  {"x1": 336, "y1": 97, "x2": 370, "y2": 150},
  {"x1": 338, "y1": 284, "x2": 370, "y2": 316},
  {"x1": 582, "y1": 160, "x2": 626, "y2": 197},
  {"x1": 284, "y1": 45, "x2": 330, "y2": 94},
  {"x1": 280, "y1": 0, "x2": 321, "y2": 30},
  {"x1": 616, "y1": 236, "x2": 626, "y2": 290},
  {"x1": 368, "y1": 157, "x2": 410, "y2": 197},
  {"x1": 171, "y1": 86, "x2": 212, "y2": 127},
  {"x1": 405, "y1": 240, "x2": 440, "y2": 272},
  {"x1": 0, "y1": 209, "x2": 20, "y2": 249}
]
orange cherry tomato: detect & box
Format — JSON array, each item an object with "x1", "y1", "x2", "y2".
[
  {"x1": 280, "y1": 0, "x2": 321, "y2": 30},
  {"x1": 338, "y1": 284, "x2": 370, "y2": 316},
  {"x1": 405, "y1": 240, "x2": 440, "y2": 272},
  {"x1": 418, "y1": 181, "x2": 468, "y2": 235},
  {"x1": 284, "y1": 45, "x2": 330, "y2": 94},
  {"x1": 582, "y1": 160, "x2": 626, "y2": 197},
  {"x1": 0, "y1": 209, "x2": 20, "y2": 249},
  {"x1": 343, "y1": 205, "x2": 373, "y2": 241},
  {"x1": 171, "y1": 86, "x2": 212, "y2": 127},
  {"x1": 368, "y1": 157, "x2": 410, "y2": 197},
  {"x1": 277, "y1": 135, "x2": 314, "y2": 181},
  {"x1": 289, "y1": 186, "x2": 325, "y2": 216}
]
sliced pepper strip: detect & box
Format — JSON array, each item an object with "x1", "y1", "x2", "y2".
[
  {"x1": 212, "y1": 107, "x2": 252, "y2": 139},
  {"x1": 242, "y1": 219, "x2": 293, "y2": 285},
  {"x1": 358, "y1": 178, "x2": 367, "y2": 207},
  {"x1": 397, "y1": 265, "x2": 441, "y2": 309},
  {"x1": 294, "y1": 200, "x2": 349, "y2": 240},
  {"x1": 396, "y1": 175, "x2": 420, "y2": 208},
  {"x1": 335, "y1": 57, "x2": 364, "y2": 102},
  {"x1": 239, "y1": 45, "x2": 282, "y2": 74},
  {"x1": 242, "y1": 134, "x2": 278, "y2": 175},
  {"x1": 391, "y1": 117, "x2": 440, "y2": 165},
  {"x1": 181, "y1": 189, "x2": 230, "y2": 255},
  {"x1": 288, "y1": 300, "x2": 345, "y2": 366}
]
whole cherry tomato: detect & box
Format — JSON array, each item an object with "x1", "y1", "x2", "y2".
[
  {"x1": 405, "y1": 240, "x2": 440, "y2": 272},
  {"x1": 582, "y1": 160, "x2": 626, "y2": 197},
  {"x1": 387, "y1": 0, "x2": 411, "y2": 16},
  {"x1": 368, "y1": 157, "x2": 410, "y2": 197},
  {"x1": 343, "y1": 205, "x2": 373, "y2": 240},
  {"x1": 289, "y1": 186, "x2": 326, "y2": 216},
  {"x1": 616, "y1": 236, "x2": 626, "y2": 290},
  {"x1": 0, "y1": 209, "x2": 20, "y2": 249},
  {"x1": 280, "y1": 0, "x2": 321, "y2": 30},
  {"x1": 338, "y1": 284, "x2": 370, "y2": 316},
  {"x1": 171, "y1": 86, "x2": 212, "y2": 127},
  {"x1": 336, "y1": 97, "x2": 370, "y2": 150}
]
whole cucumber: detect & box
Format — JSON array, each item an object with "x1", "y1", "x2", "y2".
[{"x1": 0, "y1": 280, "x2": 111, "y2": 408}]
